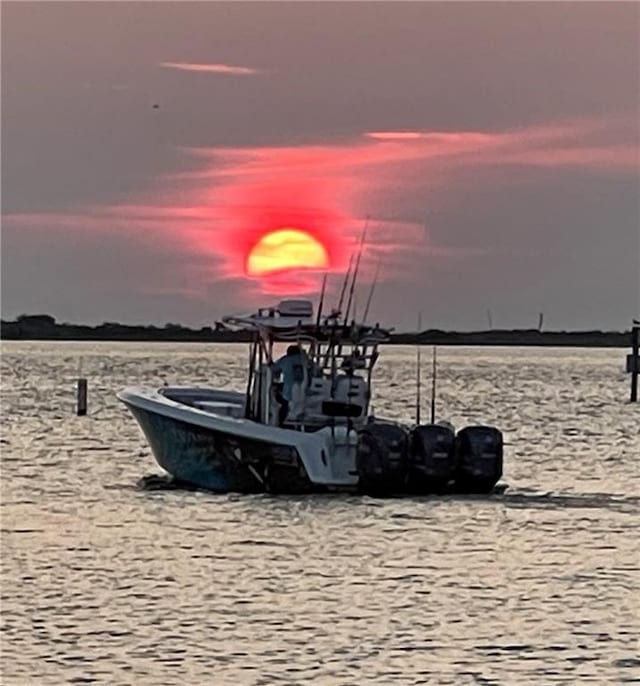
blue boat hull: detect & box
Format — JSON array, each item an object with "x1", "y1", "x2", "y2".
[{"x1": 128, "y1": 406, "x2": 298, "y2": 492}]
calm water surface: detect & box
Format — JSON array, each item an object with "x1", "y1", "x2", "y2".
[{"x1": 1, "y1": 342, "x2": 638, "y2": 685}]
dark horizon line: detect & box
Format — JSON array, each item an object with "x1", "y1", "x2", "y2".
[
  {"x1": 0, "y1": 314, "x2": 634, "y2": 347},
  {"x1": 1, "y1": 312, "x2": 635, "y2": 333}
]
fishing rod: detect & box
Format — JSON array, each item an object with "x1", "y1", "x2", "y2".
[
  {"x1": 323, "y1": 223, "x2": 363, "y2": 367},
  {"x1": 362, "y1": 259, "x2": 381, "y2": 324},
  {"x1": 314, "y1": 272, "x2": 328, "y2": 365},
  {"x1": 315, "y1": 272, "x2": 328, "y2": 328},
  {"x1": 323, "y1": 257, "x2": 352, "y2": 369},
  {"x1": 343, "y1": 218, "x2": 368, "y2": 326},
  {"x1": 322, "y1": 219, "x2": 368, "y2": 373},
  {"x1": 335, "y1": 253, "x2": 354, "y2": 318}
]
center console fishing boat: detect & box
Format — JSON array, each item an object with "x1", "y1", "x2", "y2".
[{"x1": 118, "y1": 299, "x2": 503, "y2": 495}]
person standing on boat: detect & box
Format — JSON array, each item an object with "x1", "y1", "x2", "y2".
[{"x1": 272, "y1": 344, "x2": 310, "y2": 424}]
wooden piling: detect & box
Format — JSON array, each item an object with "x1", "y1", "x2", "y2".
[
  {"x1": 630, "y1": 326, "x2": 639, "y2": 402},
  {"x1": 77, "y1": 378, "x2": 88, "y2": 415}
]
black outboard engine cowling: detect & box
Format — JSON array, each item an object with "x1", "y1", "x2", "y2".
[
  {"x1": 408, "y1": 424, "x2": 457, "y2": 493},
  {"x1": 454, "y1": 426, "x2": 503, "y2": 493},
  {"x1": 357, "y1": 422, "x2": 409, "y2": 496}
]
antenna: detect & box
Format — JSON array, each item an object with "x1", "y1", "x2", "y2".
[
  {"x1": 343, "y1": 219, "x2": 368, "y2": 325},
  {"x1": 313, "y1": 272, "x2": 329, "y2": 367},
  {"x1": 323, "y1": 257, "x2": 352, "y2": 369},
  {"x1": 336, "y1": 253, "x2": 354, "y2": 316},
  {"x1": 362, "y1": 259, "x2": 381, "y2": 323},
  {"x1": 416, "y1": 313, "x2": 422, "y2": 425},
  {"x1": 430, "y1": 345, "x2": 437, "y2": 424},
  {"x1": 315, "y1": 272, "x2": 328, "y2": 328}
]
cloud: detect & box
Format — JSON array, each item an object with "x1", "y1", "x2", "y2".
[
  {"x1": 177, "y1": 117, "x2": 637, "y2": 185},
  {"x1": 366, "y1": 131, "x2": 427, "y2": 141},
  {"x1": 159, "y1": 61, "x2": 262, "y2": 76}
]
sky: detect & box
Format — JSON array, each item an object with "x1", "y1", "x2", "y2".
[{"x1": 2, "y1": 1, "x2": 639, "y2": 331}]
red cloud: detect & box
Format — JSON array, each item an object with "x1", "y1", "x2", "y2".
[
  {"x1": 4, "y1": 116, "x2": 637, "y2": 303},
  {"x1": 160, "y1": 61, "x2": 261, "y2": 75}
]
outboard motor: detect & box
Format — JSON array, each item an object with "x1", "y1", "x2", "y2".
[
  {"x1": 454, "y1": 426, "x2": 503, "y2": 493},
  {"x1": 356, "y1": 422, "x2": 408, "y2": 496},
  {"x1": 408, "y1": 424, "x2": 457, "y2": 493}
]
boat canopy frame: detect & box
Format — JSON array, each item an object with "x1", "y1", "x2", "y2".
[{"x1": 221, "y1": 308, "x2": 392, "y2": 427}]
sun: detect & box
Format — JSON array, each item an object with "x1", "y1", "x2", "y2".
[{"x1": 246, "y1": 228, "x2": 329, "y2": 276}]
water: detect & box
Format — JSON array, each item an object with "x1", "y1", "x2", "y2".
[{"x1": 1, "y1": 342, "x2": 638, "y2": 685}]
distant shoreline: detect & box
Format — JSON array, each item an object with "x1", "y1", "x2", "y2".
[{"x1": 1, "y1": 315, "x2": 632, "y2": 347}]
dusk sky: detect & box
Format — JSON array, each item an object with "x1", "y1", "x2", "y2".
[{"x1": 2, "y1": 1, "x2": 639, "y2": 331}]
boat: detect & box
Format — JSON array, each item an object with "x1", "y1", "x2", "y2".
[{"x1": 118, "y1": 298, "x2": 503, "y2": 495}]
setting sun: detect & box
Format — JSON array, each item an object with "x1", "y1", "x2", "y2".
[{"x1": 246, "y1": 228, "x2": 329, "y2": 276}]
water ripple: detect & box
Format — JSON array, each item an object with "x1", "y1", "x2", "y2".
[{"x1": 1, "y1": 343, "x2": 638, "y2": 685}]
